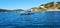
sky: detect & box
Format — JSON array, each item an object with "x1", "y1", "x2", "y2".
[{"x1": 0, "y1": 0, "x2": 60, "y2": 10}]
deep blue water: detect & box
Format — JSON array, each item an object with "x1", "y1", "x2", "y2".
[{"x1": 0, "y1": 11, "x2": 60, "y2": 28}]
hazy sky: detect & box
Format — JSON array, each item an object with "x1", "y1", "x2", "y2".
[{"x1": 0, "y1": 0, "x2": 60, "y2": 10}]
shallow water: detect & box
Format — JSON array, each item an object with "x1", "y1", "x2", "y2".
[{"x1": 0, "y1": 11, "x2": 60, "y2": 28}]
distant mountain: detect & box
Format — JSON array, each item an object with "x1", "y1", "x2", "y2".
[{"x1": 0, "y1": 9, "x2": 24, "y2": 12}]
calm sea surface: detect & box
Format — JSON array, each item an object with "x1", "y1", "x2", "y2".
[{"x1": 0, "y1": 11, "x2": 60, "y2": 28}]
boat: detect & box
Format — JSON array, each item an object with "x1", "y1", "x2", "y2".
[{"x1": 20, "y1": 12, "x2": 34, "y2": 15}]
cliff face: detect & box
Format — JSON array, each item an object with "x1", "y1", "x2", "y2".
[
  {"x1": 44, "y1": 2, "x2": 60, "y2": 9},
  {"x1": 28, "y1": 2, "x2": 60, "y2": 12}
]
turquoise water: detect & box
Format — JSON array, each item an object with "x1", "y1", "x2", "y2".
[{"x1": 0, "y1": 11, "x2": 60, "y2": 28}]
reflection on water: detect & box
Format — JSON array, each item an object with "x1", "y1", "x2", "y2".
[{"x1": 0, "y1": 11, "x2": 60, "y2": 28}]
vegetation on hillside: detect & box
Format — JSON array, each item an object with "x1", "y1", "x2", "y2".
[{"x1": 30, "y1": 2, "x2": 60, "y2": 12}]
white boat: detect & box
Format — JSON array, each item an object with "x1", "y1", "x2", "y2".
[{"x1": 20, "y1": 11, "x2": 26, "y2": 13}]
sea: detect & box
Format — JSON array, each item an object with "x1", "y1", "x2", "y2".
[{"x1": 0, "y1": 11, "x2": 60, "y2": 28}]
